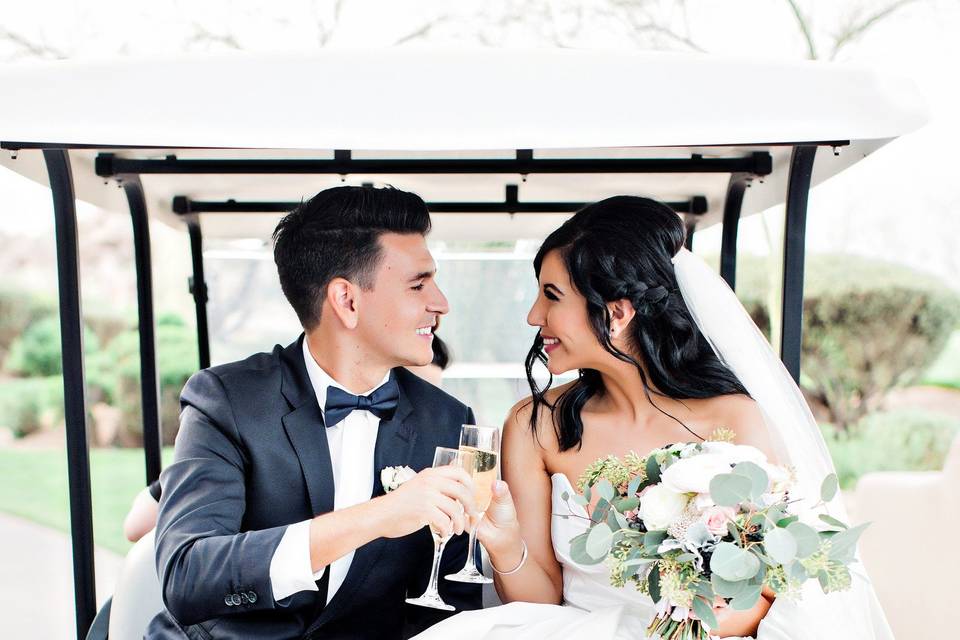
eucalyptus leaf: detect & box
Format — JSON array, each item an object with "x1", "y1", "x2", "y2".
[
  {"x1": 592, "y1": 498, "x2": 610, "y2": 523},
  {"x1": 821, "y1": 474, "x2": 839, "y2": 502},
  {"x1": 644, "y1": 530, "x2": 668, "y2": 548},
  {"x1": 786, "y1": 522, "x2": 820, "y2": 558},
  {"x1": 561, "y1": 491, "x2": 569, "y2": 502},
  {"x1": 646, "y1": 455, "x2": 662, "y2": 484},
  {"x1": 765, "y1": 527, "x2": 798, "y2": 564},
  {"x1": 711, "y1": 574, "x2": 747, "y2": 598},
  {"x1": 628, "y1": 474, "x2": 644, "y2": 496},
  {"x1": 648, "y1": 565, "x2": 661, "y2": 603},
  {"x1": 827, "y1": 523, "x2": 869, "y2": 563},
  {"x1": 571, "y1": 494, "x2": 588, "y2": 507},
  {"x1": 586, "y1": 523, "x2": 613, "y2": 560},
  {"x1": 776, "y1": 515, "x2": 799, "y2": 528},
  {"x1": 615, "y1": 497, "x2": 640, "y2": 512},
  {"x1": 693, "y1": 596, "x2": 719, "y2": 630},
  {"x1": 819, "y1": 514, "x2": 849, "y2": 530},
  {"x1": 676, "y1": 553, "x2": 697, "y2": 563},
  {"x1": 732, "y1": 461, "x2": 769, "y2": 501},
  {"x1": 596, "y1": 479, "x2": 615, "y2": 502},
  {"x1": 613, "y1": 509, "x2": 630, "y2": 531},
  {"x1": 731, "y1": 585, "x2": 762, "y2": 611},
  {"x1": 710, "y1": 542, "x2": 762, "y2": 582},
  {"x1": 695, "y1": 580, "x2": 716, "y2": 600},
  {"x1": 710, "y1": 473, "x2": 753, "y2": 508},
  {"x1": 569, "y1": 532, "x2": 605, "y2": 566}
]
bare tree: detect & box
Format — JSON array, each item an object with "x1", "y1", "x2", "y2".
[
  {"x1": 0, "y1": 27, "x2": 68, "y2": 61},
  {"x1": 785, "y1": 0, "x2": 920, "y2": 60}
]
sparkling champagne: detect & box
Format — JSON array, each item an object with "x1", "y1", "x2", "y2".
[{"x1": 460, "y1": 445, "x2": 498, "y2": 512}]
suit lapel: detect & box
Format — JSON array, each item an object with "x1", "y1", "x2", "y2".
[
  {"x1": 307, "y1": 371, "x2": 418, "y2": 633},
  {"x1": 279, "y1": 335, "x2": 335, "y2": 517}
]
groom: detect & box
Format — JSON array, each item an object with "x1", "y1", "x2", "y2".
[{"x1": 146, "y1": 186, "x2": 482, "y2": 639}]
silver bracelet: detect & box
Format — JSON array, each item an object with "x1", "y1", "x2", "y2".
[{"x1": 490, "y1": 539, "x2": 528, "y2": 575}]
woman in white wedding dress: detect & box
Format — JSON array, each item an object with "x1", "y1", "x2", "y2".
[{"x1": 414, "y1": 196, "x2": 893, "y2": 640}]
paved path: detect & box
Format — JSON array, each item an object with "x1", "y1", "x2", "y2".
[{"x1": 0, "y1": 512, "x2": 124, "y2": 638}]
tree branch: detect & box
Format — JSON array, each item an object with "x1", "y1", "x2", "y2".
[
  {"x1": 784, "y1": 0, "x2": 819, "y2": 59},
  {"x1": 828, "y1": 0, "x2": 919, "y2": 60}
]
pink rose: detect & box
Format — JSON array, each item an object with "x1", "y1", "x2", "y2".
[{"x1": 701, "y1": 506, "x2": 737, "y2": 536}]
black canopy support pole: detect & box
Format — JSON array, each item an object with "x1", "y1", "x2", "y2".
[
  {"x1": 121, "y1": 175, "x2": 163, "y2": 484},
  {"x1": 171, "y1": 196, "x2": 710, "y2": 216},
  {"x1": 97, "y1": 152, "x2": 774, "y2": 177},
  {"x1": 684, "y1": 221, "x2": 696, "y2": 251},
  {"x1": 720, "y1": 173, "x2": 750, "y2": 290},
  {"x1": 186, "y1": 216, "x2": 211, "y2": 369},
  {"x1": 780, "y1": 145, "x2": 817, "y2": 383},
  {"x1": 43, "y1": 149, "x2": 96, "y2": 640}
]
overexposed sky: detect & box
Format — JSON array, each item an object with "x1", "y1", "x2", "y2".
[{"x1": 1, "y1": 0, "x2": 958, "y2": 285}]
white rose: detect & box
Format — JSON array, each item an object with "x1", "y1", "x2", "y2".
[
  {"x1": 700, "y1": 441, "x2": 768, "y2": 466},
  {"x1": 638, "y1": 484, "x2": 690, "y2": 531},
  {"x1": 660, "y1": 453, "x2": 732, "y2": 494},
  {"x1": 381, "y1": 465, "x2": 417, "y2": 492}
]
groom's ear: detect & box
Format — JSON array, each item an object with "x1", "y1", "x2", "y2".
[
  {"x1": 607, "y1": 298, "x2": 636, "y2": 337},
  {"x1": 326, "y1": 277, "x2": 360, "y2": 330}
]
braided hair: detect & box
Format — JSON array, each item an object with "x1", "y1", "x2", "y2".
[{"x1": 524, "y1": 196, "x2": 749, "y2": 452}]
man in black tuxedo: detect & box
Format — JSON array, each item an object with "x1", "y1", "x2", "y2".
[{"x1": 146, "y1": 186, "x2": 482, "y2": 639}]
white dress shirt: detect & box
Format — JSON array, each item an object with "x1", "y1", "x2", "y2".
[{"x1": 268, "y1": 338, "x2": 390, "y2": 604}]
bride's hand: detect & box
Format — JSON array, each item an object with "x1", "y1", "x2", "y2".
[
  {"x1": 711, "y1": 586, "x2": 775, "y2": 638},
  {"x1": 476, "y1": 480, "x2": 523, "y2": 557}
]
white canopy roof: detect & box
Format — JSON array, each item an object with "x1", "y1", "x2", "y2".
[{"x1": 0, "y1": 49, "x2": 927, "y2": 240}]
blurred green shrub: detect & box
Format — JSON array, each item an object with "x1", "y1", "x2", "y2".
[
  {"x1": 737, "y1": 255, "x2": 960, "y2": 431},
  {"x1": 821, "y1": 409, "x2": 960, "y2": 489},
  {"x1": 103, "y1": 313, "x2": 198, "y2": 446},
  {"x1": 0, "y1": 376, "x2": 64, "y2": 438},
  {"x1": 5, "y1": 316, "x2": 101, "y2": 378}
]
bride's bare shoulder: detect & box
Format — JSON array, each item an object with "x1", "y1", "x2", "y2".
[
  {"x1": 503, "y1": 380, "x2": 576, "y2": 451},
  {"x1": 703, "y1": 393, "x2": 779, "y2": 461}
]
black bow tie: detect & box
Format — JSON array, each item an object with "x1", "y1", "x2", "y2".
[{"x1": 323, "y1": 378, "x2": 399, "y2": 428}]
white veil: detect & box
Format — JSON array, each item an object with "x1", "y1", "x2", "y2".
[{"x1": 671, "y1": 248, "x2": 894, "y2": 640}]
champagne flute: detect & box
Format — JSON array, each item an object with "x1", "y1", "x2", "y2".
[
  {"x1": 406, "y1": 446, "x2": 477, "y2": 611},
  {"x1": 445, "y1": 425, "x2": 500, "y2": 584}
]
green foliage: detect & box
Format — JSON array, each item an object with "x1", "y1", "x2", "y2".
[
  {"x1": 736, "y1": 254, "x2": 960, "y2": 430},
  {"x1": 0, "y1": 376, "x2": 64, "y2": 437},
  {"x1": 820, "y1": 409, "x2": 960, "y2": 489},
  {"x1": 5, "y1": 316, "x2": 101, "y2": 377},
  {"x1": 0, "y1": 289, "x2": 56, "y2": 367},
  {"x1": 101, "y1": 317, "x2": 198, "y2": 446}
]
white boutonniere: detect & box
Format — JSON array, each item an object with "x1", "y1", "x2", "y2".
[{"x1": 381, "y1": 465, "x2": 417, "y2": 492}]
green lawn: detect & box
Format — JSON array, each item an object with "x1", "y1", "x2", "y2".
[
  {"x1": 0, "y1": 447, "x2": 173, "y2": 555},
  {"x1": 922, "y1": 330, "x2": 960, "y2": 389}
]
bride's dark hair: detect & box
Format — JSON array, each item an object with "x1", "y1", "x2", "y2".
[{"x1": 524, "y1": 196, "x2": 749, "y2": 451}]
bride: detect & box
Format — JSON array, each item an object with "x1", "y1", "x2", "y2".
[{"x1": 414, "y1": 196, "x2": 893, "y2": 639}]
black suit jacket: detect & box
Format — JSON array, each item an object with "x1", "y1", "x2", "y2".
[{"x1": 145, "y1": 335, "x2": 481, "y2": 639}]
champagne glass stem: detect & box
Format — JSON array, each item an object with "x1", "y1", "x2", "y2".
[
  {"x1": 464, "y1": 514, "x2": 481, "y2": 572},
  {"x1": 425, "y1": 536, "x2": 448, "y2": 598}
]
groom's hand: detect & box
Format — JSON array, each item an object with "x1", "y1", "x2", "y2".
[{"x1": 377, "y1": 466, "x2": 476, "y2": 539}]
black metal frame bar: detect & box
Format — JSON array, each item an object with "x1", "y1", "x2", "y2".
[
  {"x1": 96, "y1": 150, "x2": 774, "y2": 177},
  {"x1": 719, "y1": 173, "x2": 752, "y2": 290},
  {"x1": 781, "y1": 146, "x2": 817, "y2": 383},
  {"x1": 171, "y1": 193, "x2": 709, "y2": 216},
  {"x1": 187, "y1": 218, "x2": 211, "y2": 370},
  {"x1": 121, "y1": 176, "x2": 163, "y2": 484},
  {"x1": 43, "y1": 149, "x2": 96, "y2": 640}
]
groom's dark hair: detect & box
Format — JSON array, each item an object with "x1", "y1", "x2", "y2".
[{"x1": 273, "y1": 185, "x2": 432, "y2": 330}]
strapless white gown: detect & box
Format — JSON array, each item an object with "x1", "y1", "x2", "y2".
[{"x1": 412, "y1": 474, "x2": 891, "y2": 640}]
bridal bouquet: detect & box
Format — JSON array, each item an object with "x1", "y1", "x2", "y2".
[{"x1": 565, "y1": 430, "x2": 867, "y2": 640}]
